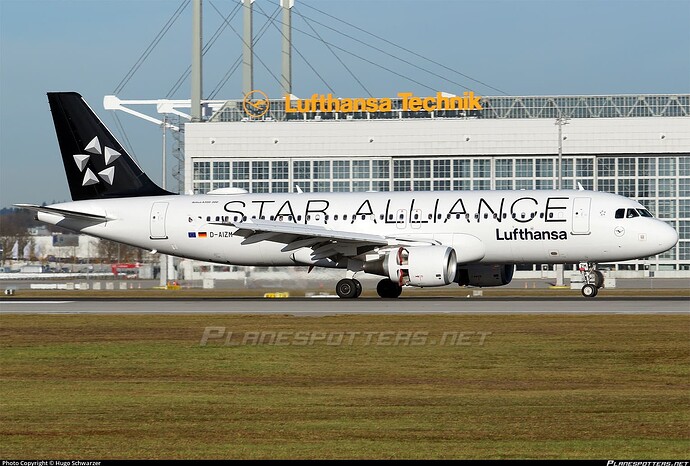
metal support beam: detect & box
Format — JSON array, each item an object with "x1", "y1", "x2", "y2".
[
  {"x1": 280, "y1": 0, "x2": 293, "y2": 95},
  {"x1": 191, "y1": 0, "x2": 203, "y2": 121},
  {"x1": 242, "y1": 0, "x2": 254, "y2": 96}
]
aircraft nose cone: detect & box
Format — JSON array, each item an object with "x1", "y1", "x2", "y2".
[{"x1": 655, "y1": 221, "x2": 679, "y2": 253}]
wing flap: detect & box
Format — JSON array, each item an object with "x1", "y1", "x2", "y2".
[{"x1": 232, "y1": 219, "x2": 390, "y2": 245}]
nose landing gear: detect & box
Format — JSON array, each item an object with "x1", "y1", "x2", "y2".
[{"x1": 579, "y1": 262, "x2": 604, "y2": 298}]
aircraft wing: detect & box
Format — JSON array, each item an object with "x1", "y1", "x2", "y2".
[
  {"x1": 214, "y1": 219, "x2": 437, "y2": 259},
  {"x1": 15, "y1": 204, "x2": 111, "y2": 222}
]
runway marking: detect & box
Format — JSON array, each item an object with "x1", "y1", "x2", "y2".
[{"x1": 1, "y1": 301, "x2": 75, "y2": 304}]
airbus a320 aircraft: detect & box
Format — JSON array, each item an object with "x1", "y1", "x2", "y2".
[{"x1": 18, "y1": 92, "x2": 678, "y2": 298}]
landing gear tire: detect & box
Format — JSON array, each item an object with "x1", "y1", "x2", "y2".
[
  {"x1": 336, "y1": 278, "x2": 359, "y2": 299},
  {"x1": 581, "y1": 283, "x2": 598, "y2": 298},
  {"x1": 353, "y1": 279, "x2": 363, "y2": 298},
  {"x1": 376, "y1": 279, "x2": 403, "y2": 299}
]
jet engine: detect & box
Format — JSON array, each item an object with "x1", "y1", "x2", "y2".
[
  {"x1": 455, "y1": 264, "x2": 515, "y2": 287},
  {"x1": 364, "y1": 246, "x2": 457, "y2": 287}
]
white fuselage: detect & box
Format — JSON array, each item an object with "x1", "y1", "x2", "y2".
[{"x1": 37, "y1": 190, "x2": 678, "y2": 268}]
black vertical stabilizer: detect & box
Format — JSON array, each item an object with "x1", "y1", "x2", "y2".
[{"x1": 47, "y1": 92, "x2": 173, "y2": 201}]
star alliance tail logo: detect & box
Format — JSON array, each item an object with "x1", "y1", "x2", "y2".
[{"x1": 72, "y1": 136, "x2": 120, "y2": 186}]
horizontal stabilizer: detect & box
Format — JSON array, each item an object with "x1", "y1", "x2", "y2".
[{"x1": 15, "y1": 204, "x2": 112, "y2": 222}]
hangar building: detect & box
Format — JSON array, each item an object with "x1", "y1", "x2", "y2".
[{"x1": 183, "y1": 93, "x2": 690, "y2": 276}]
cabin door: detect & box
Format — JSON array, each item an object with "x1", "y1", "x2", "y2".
[
  {"x1": 150, "y1": 202, "x2": 169, "y2": 239},
  {"x1": 571, "y1": 197, "x2": 591, "y2": 235}
]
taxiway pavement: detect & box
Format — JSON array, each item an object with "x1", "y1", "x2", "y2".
[{"x1": 1, "y1": 297, "x2": 688, "y2": 315}]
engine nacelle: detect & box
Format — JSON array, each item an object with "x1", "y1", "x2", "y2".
[
  {"x1": 455, "y1": 264, "x2": 515, "y2": 287},
  {"x1": 378, "y1": 246, "x2": 457, "y2": 287}
]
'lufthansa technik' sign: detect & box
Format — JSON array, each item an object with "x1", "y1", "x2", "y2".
[
  {"x1": 240, "y1": 90, "x2": 484, "y2": 117},
  {"x1": 284, "y1": 92, "x2": 483, "y2": 113}
]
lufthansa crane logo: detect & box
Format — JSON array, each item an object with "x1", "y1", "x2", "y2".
[{"x1": 243, "y1": 90, "x2": 270, "y2": 118}]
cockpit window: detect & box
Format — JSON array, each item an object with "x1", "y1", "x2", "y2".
[{"x1": 616, "y1": 208, "x2": 652, "y2": 219}]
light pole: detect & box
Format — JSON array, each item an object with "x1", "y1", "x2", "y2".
[
  {"x1": 160, "y1": 116, "x2": 169, "y2": 288},
  {"x1": 555, "y1": 116, "x2": 570, "y2": 287},
  {"x1": 556, "y1": 116, "x2": 570, "y2": 190}
]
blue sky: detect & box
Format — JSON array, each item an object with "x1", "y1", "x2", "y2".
[{"x1": 1, "y1": 0, "x2": 689, "y2": 207}]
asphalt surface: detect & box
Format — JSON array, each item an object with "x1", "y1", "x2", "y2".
[{"x1": 1, "y1": 297, "x2": 688, "y2": 315}]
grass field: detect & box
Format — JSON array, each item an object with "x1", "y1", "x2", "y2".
[{"x1": 1, "y1": 314, "x2": 688, "y2": 459}]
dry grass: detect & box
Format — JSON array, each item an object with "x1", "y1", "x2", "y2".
[{"x1": 1, "y1": 314, "x2": 688, "y2": 459}]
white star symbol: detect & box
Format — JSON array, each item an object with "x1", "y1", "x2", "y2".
[{"x1": 73, "y1": 137, "x2": 118, "y2": 186}]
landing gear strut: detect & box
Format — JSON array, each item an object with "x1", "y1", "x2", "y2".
[
  {"x1": 579, "y1": 262, "x2": 604, "y2": 298},
  {"x1": 336, "y1": 278, "x2": 362, "y2": 299}
]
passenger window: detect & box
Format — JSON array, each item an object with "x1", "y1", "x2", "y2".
[{"x1": 615, "y1": 209, "x2": 625, "y2": 219}]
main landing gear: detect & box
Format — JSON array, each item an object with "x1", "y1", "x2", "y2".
[
  {"x1": 376, "y1": 279, "x2": 403, "y2": 299},
  {"x1": 336, "y1": 278, "x2": 362, "y2": 299},
  {"x1": 579, "y1": 262, "x2": 604, "y2": 298},
  {"x1": 335, "y1": 278, "x2": 403, "y2": 299}
]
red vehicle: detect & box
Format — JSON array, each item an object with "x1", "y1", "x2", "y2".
[{"x1": 111, "y1": 263, "x2": 140, "y2": 279}]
